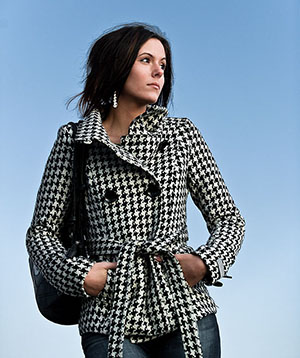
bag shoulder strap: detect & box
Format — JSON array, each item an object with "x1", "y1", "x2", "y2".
[{"x1": 66, "y1": 122, "x2": 88, "y2": 258}]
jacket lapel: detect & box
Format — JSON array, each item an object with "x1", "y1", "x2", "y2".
[{"x1": 75, "y1": 106, "x2": 168, "y2": 180}]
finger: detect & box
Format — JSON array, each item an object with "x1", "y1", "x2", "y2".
[
  {"x1": 154, "y1": 255, "x2": 163, "y2": 262},
  {"x1": 97, "y1": 261, "x2": 117, "y2": 269}
]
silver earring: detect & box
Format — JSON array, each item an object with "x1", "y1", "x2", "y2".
[{"x1": 113, "y1": 91, "x2": 118, "y2": 108}]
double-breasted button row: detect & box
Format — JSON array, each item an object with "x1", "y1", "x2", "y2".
[{"x1": 104, "y1": 182, "x2": 160, "y2": 203}]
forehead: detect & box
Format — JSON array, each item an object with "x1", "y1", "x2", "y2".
[{"x1": 138, "y1": 38, "x2": 166, "y2": 58}]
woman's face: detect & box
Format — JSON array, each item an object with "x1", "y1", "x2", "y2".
[{"x1": 120, "y1": 38, "x2": 166, "y2": 106}]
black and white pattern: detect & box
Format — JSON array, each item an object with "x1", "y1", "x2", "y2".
[{"x1": 26, "y1": 105, "x2": 245, "y2": 357}]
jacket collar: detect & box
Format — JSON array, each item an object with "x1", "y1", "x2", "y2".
[
  {"x1": 75, "y1": 105, "x2": 168, "y2": 181},
  {"x1": 75, "y1": 104, "x2": 168, "y2": 145}
]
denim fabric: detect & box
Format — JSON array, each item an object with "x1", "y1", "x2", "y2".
[{"x1": 81, "y1": 314, "x2": 221, "y2": 358}]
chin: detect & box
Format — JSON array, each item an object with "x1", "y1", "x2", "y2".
[
  {"x1": 145, "y1": 96, "x2": 160, "y2": 105},
  {"x1": 133, "y1": 94, "x2": 160, "y2": 107}
]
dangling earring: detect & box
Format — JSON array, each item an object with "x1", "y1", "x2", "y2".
[{"x1": 113, "y1": 91, "x2": 118, "y2": 109}]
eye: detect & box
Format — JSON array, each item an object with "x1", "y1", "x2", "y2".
[
  {"x1": 160, "y1": 63, "x2": 166, "y2": 71},
  {"x1": 140, "y1": 57, "x2": 150, "y2": 63}
]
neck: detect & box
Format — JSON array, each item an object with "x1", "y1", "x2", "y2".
[{"x1": 105, "y1": 98, "x2": 148, "y2": 135}]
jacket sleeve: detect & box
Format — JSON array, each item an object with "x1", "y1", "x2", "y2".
[
  {"x1": 26, "y1": 124, "x2": 94, "y2": 297},
  {"x1": 185, "y1": 119, "x2": 245, "y2": 285}
]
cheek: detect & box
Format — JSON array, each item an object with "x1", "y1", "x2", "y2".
[
  {"x1": 126, "y1": 69, "x2": 146, "y2": 91},
  {"x1": 158, "y1": 77, "x2": 165, "y2": 94},
  {"x1": 133, "y1": 72, "x2": 146, "y2": 87}
]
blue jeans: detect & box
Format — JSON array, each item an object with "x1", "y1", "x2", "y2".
[{"x1": 81, "y1": 314, "x2": 221, "y2": 358}]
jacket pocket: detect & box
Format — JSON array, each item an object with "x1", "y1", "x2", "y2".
[{"x1": 97, "y1": 268, "x2": 114, "y2": 300}]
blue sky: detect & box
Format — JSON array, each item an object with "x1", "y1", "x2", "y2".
[{"x1": 1, "y1": 1, "x2": 299, "y2": 357}]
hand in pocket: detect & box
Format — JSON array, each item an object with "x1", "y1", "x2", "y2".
[
  {"x1": 174, "y1": 254, "x2": 207, "y2": 287},
  {"x1": 84, "y1": 261, "x2": 117, "y2": 296}
]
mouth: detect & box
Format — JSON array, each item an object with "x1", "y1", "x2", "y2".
[{"x1": 147, "y1": 83, "x2": 160, "y2": 90}]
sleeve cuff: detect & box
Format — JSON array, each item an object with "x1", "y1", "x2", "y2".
[
  {"x1": 195, "y1": 247, "x2": 225, "y2": 286},
  {"x1": 79, "y1": 259, "x2": 96, "y2": 298}
]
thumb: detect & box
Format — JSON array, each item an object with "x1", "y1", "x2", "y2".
[{"x1": 174, "y1": 254, "x2": 182, "y2": 261}]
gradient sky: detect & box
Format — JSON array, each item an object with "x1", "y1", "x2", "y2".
[{"x1": 1, "y1": 1, "x2": 299, "y2": 357}]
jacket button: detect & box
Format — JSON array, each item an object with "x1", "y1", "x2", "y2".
[
  {"x1": 146, "y1": 182, "x2": 161, "y2": 198},
  {"x1": 104, "y1": 189, "x2": 118, "y2": 202},
  {"x1": 158, "y1": 140, "x2": 168, "y2": 152}
]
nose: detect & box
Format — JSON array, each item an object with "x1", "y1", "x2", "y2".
[{"x1": 152, "y1": 63, "x2": 164, "y2": 78}]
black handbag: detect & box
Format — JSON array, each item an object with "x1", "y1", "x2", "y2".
[{"x1": 29, "y1": 123, "x2": 88, "y2": 325}]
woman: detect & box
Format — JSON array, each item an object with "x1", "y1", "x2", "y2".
[{"x1": 26, "y1": 23, "x2": 245, "y2": 358}]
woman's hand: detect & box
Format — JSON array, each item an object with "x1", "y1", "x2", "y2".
[
  {"x1": 84, "y1": 261, "x2": 117, "y2": 296},
  {"x1": 174, "y1": 254, "x2": 208, "y2": 287}
]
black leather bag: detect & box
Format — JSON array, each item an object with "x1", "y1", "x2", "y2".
[
  {"x1": 29, "y1": 123, "x2": 87, "y2": 325},
  {"x1": 29, "y1": 259, "x2": 83, "y2": 325}
]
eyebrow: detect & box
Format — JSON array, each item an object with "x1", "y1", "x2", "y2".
[{"x1": 138, "y1": 52, "x2": 166, "y2": 61}]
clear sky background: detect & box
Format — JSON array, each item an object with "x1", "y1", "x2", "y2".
[{"x1": 1, "y1": 1, "x2": 299, "y2": 357}]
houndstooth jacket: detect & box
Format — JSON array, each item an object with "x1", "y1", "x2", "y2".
[{"x1": 26, "y1": 105, "x2": 245, "y2": 357}]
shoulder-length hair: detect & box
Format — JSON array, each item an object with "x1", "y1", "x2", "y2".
[{"x1": 68, "y1": 23, "x2": 173, "y2": 118}]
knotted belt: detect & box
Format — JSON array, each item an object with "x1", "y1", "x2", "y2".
[{"x1": 97, "y1": 235, "x2": 203, "y2": 358}]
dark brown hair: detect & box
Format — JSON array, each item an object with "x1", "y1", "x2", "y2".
[{"x1": 68, "y1": 23, "x2": 173, "y2": 118}]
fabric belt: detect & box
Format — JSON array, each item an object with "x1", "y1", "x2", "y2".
[{"x1": 96, "y1": 236, "x2": 203, "y2": 358}]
